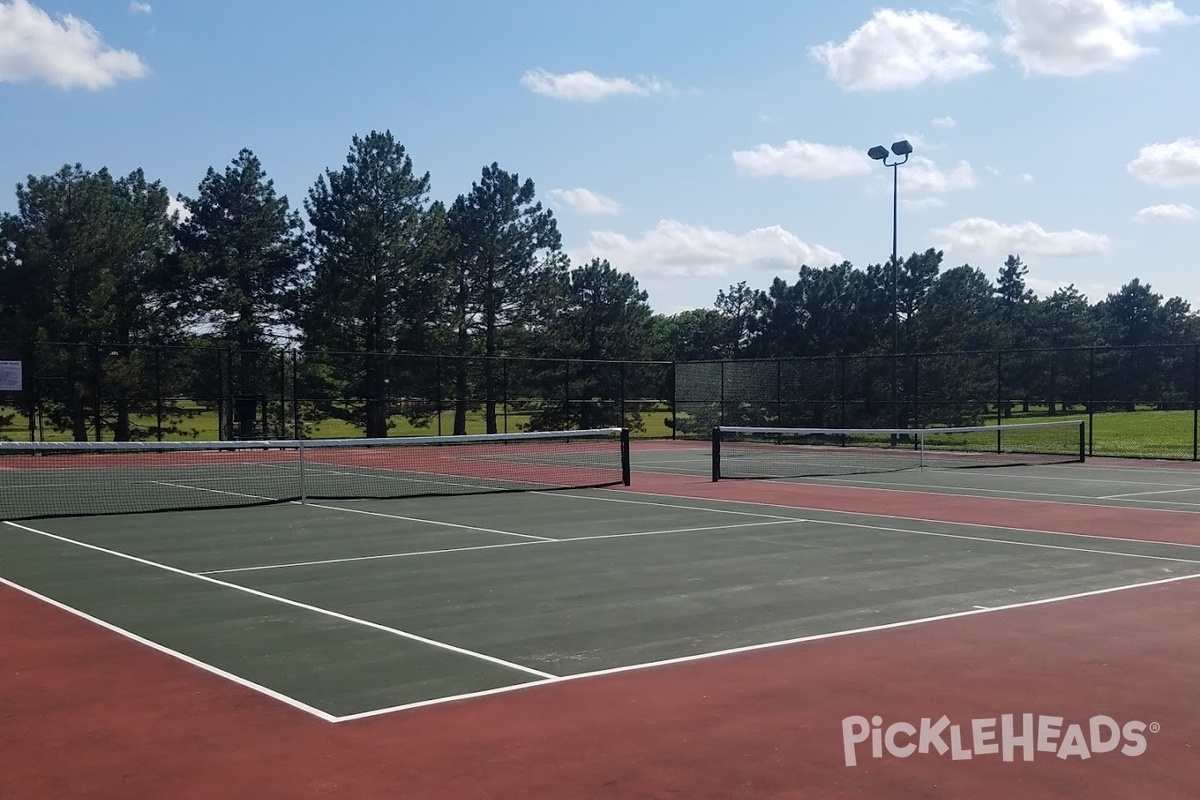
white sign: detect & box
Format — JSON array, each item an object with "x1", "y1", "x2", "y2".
[
  {"x1": 841, "y1": 714, "x2": 1156, "y2": 766},
  {"x1": 0, "y1": 360, "x2": 22, "y2": 391}
]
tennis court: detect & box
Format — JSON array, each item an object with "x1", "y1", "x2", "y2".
[{"x1": 3, "y1": 424, "x2": 1199, "y2": 798}]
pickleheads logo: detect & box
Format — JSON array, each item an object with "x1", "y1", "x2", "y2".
[{"x1": 842, "y1": 715, "x2": 1159, "y2": 767}]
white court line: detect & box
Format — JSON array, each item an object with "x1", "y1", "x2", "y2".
[
  {"x1": 754, "y1": 474, "x2": 1200, "y2": 513},
  {"x1": 1050, "y1": 462, "x2": 1200, "y2": 477},
  {"x1": 633, "y1": 465, "x2": 710, "y2": 476},
  {"x1": 536, "y1": 492, "x2": 1200, "y2": 566},
  {"x1": 151, "y1": 481, "x2": 278, "y2": 502},
  {"x1": 774, "y1": 474, "x2": 1177, "y2": 505},
  {"x1": 152, "y1": 481, "x2": 557, "y2": 543},
  {"x1": 572, "y1": 488, "x2": 1200, "y2": 552},
  {"x1": 876, "y1": 467, "x2": 1200, "y2": 491},
  {"x1": 333, "y1": 571, "x2": 1200, "y2": 723},
  {"x1": 300, "y1": 502, "x2": 558, "y2": 542},
  {"x1": 532, "y1": 490, "x2": 806, "y2": 522},
  {"x1": 1100, "y1": 487, "x2": 1200, "y2": 500},
  {"x1": 9, "y1": 505, "x2": 1200, "y2": 726},
  {"x1": 2, "y1": 520, "x2": 555, "y2": 680},
  {"x1": 0, "y1": 575, "x2": 337, "y2": 723},
  {"x1": 293, "y1": 464, "x2": 532, "y2": 494},
  {"x1": 197, "y1": 519, "x2": 805, "y2": 576}
]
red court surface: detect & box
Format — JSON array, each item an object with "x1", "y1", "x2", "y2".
[{"x1": 3, "y1": 463, "x2": 1198, "y2": 799}]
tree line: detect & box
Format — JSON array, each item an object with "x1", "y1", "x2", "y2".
[{"x1": 2, "y1": 129, "x2": 1197, "y2": 440}]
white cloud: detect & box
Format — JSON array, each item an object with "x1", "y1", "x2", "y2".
[
  {"x1": 1135, "y1": 203, "x2": 1199, "y2": 222},
  {"x1": 546, "y1": 188, "x2": 621, "y2": 216},
  {"x1": 1128, "y1": 137, "x2": 1200, "y2": 186},
  {"x1": 1000, "y1": 0, "x2": 1192, "y2": 77},
  {"x1": 931, "y1": 116, "x2": 957, "y2": 128},
  {"x1": 933, "y1": 218, "x2": 1111, "y2": 257},
  {"x1": 732, "y1": 140, "x2": 872, "y2": 179},
  {"x1": 872, "y1": 156, "x2": 974, "y2": 211},
  {"x1": 899, "y1": 156, "x2": 977, "y2": 194},
  {"x1": 809, "y1": 9, "x2": 992, "y2": 91},
  {"x1": 0, "y1": 0, "x2": 146, "y2": 89},
  {"x1": 129, "y1": 1, "x2": 151, "y2": 13},
  {"x1": 574, "y1": 220, "x2": 844, "y2": 280},
  {"x1": 1017, "y1": 172, "x2": 1035, "y2": 183},
  {"x1": 895, "y1": 132, "x2": 934, "y2": 151},
  {"x1": 1026, "y1": 276, "x2": 1069, "y2": 296},
  {"x1": 520, "y1": 68, "x2": 668, "y2": 101}
]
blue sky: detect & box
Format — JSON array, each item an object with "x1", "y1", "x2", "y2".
[{"x1": 2, "y1": 0, "x2": 1199, "y2": 314}]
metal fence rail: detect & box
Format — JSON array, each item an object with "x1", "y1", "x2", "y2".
[{"x1": 2, "y1": 341, "x2": 1198, "y2": 460}]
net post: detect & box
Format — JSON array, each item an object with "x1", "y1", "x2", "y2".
[
  {"x1": 620, "y1": 427, "x2": 631, "y2": 486},
  {"x1": 711, "y1": 427, "x2": 721, "y2": 482},
  {"x1": 298, "y1": 439, "x2": 308, "y2": 504}
]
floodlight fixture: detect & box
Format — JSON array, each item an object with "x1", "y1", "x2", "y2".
[
  {"x1": 891, "y1": 140, "x2": 913, "y2": 157},
  {"x1": 868, "y1": 145, "x2": 889, "y2": 161}
]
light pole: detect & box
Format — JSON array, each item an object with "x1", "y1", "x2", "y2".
[{"x1": 868, "y1": 139, "x2": 912, "y2": 439}]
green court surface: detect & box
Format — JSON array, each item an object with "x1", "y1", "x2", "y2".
[{"x1": 5, "y1": 479, "x2": 1200, "y2": 721}]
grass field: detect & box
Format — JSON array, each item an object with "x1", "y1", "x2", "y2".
[
  {"x1": 1, "y1": 401, "x2": 1195, "y2": 459},
  {"x1": 0, "y1": 402, "x2": 680, "y2": 443},
  {"x1": 997, "y1": 406, "x2": 1198, "y2": 459}
]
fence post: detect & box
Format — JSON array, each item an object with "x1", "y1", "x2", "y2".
[
  {"x1": 261, "y1": 356, "x2": 269, "y2": 439},
  {"x1": 278, "y1": 351, "x2": 286, "y2": 439},
  {"x1": 1088, "y1": 347, "x2": 1096, "y2": 457},
  {"x1": 775, "y1": 359, "x2": 782, "y2": 425},
  {"x1": 502, "y1": 358, "x2": 509, "y2": 434},
  {"x1": 996, "y1": 351, "x2": 1003, "y2": 453},
  {"x1": 564, "y1": 360, "x2": 571, "y2": 429},
  {"x1": 912, "y1": 355, "x2": 921, "y2": 430},
  {"x1": 839, "y1": 356, "x2": 847, "y2": 428},
  {"x1": 620, "y1": 361, "x2": 627, "y2": 429},
  {"x1": 25, "y1": 340, "x2": 37, "y2": 442},
  {"x1": 1193, "y1": 344, "x2": 1198, "y2": 462},
  {"x1": 155, "y1": 345, "x2": 164, "y2": 441},
  {"x1": 435, "y1": 357, "x2": 443, "y2": 437},
  {"x1": 292, "y1": 351, "x2": 300, "y2": 439},
  {"x1": 93, "y1": 345, "x2": 103, "y2": 442},
  {"x1": 670, "y1": 361, "x2": 677, "y2": 440},
  {"x1": 719, "y1": 361, "x2": 726, "y2": 426}
]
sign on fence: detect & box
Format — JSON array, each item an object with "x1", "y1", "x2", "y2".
[{"x1": 0, "y1": 360, "x2": 21, "y2": 391}]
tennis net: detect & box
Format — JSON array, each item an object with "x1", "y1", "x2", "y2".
[
  {"x1": 712, "y1": 421, "x2": 1085, "y2": 481},
  {"x1": 0, "y1": 428, "x2": 631, "y2": 520}
]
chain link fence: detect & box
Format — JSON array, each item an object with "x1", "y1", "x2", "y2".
[
  {"x1": 0, "y1": 341, "x2": 676, "y2": 443},
  {"x1": 676, "y1": 345, "x2": 1200, "y2": 461},
  {"x1": 2, "y1": 341, "x2": 1197, "y2": 460}
]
